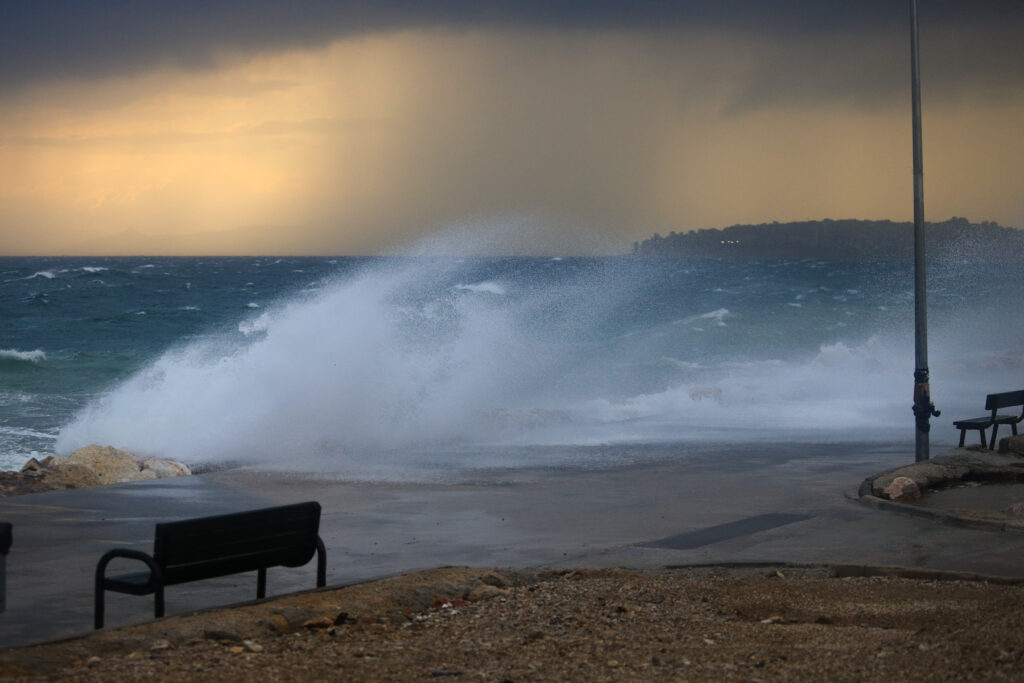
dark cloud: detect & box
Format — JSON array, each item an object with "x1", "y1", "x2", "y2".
[{"x1": 2, "y1": 0, "x2": 1022, "y2": 95}]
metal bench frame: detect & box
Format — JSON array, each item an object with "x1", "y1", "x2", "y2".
[
  {"x1": 95, "y1": 501, "x2": 326, "y2": 629},
  {"x1": 953, "y1": 390, "x2": 1024, "y2": 449}
]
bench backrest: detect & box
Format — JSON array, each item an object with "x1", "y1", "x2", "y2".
[
  {"x1": 153, "y1": 501, "x2": 321, "y2": 586},
  {"x1": 985, "y1": 390, "x2": 1024, "y2": 412}
]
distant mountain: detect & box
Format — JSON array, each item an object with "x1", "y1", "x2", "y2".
[{"x1": 632, "y1": 218, "x2": 1024, "y2": 260}]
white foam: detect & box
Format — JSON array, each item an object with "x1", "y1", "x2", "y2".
[
  {"x1": 454, "y1": 281, "x2": 506, "y2": 295},
  {"x1": 53, "y1": 235, "x2": 1014, "y2": 473},
  {"x1": 680, "y1": 308, "x2": 731, "y2": 327},
  {"x1": 0, "y1": 348, "x2": 46, "y2": 363},
  {"x1": 56, "y1": 259, "x2": 537, "y2": 466},
  {"x1": 238, "y1": 312, "x2": 273, "y2": 336}
]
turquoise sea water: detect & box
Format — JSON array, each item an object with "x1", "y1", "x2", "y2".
[{"x1": 1, "y1": 254, "x2": 1021, "y2": 476}]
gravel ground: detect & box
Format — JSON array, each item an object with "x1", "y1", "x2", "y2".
[{"x1": 1, "y1": 565, "x2": 1023, "y2": 681}]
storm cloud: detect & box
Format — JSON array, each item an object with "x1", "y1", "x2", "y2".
[{"x1": 3, "y1": 1, "x2": 1022, "y2": 100}]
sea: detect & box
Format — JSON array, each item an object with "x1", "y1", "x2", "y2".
[{"x1": 2, "y1": 251, "x2": 1021, "y2": 478}]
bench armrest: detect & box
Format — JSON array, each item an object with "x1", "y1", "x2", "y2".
[
  {"x1": 96, "y1": 548, "x2": 162, "y2": 579},
  {"x1": 95, "y1": 548, "x2": 164, "y2": 629}
]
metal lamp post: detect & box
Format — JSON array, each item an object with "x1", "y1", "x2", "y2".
[{"x1": 910, "y1": 0, "x2": 939, "y2": 461}]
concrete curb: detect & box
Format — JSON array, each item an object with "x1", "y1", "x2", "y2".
[{"x1": 851, "y1": 447, "x2": 1024, "y2": 533}]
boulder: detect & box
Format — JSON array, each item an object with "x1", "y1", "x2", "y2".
[
  {"x1": 871, "y1": 462, "x2": 969, "y2": 498},
  {"x1": 62, "y1": 446, "x2": 146, "y2": 484},
  {"x1": 882, "y1": 476, "x2": 921, "y2": 503},
  {"x1": 1, "y1": 445, "x2": 191, "y2": 498},
  {"x1": 41, "y1": 462, "x2": 102, "y2": 490},
  {"x1": 141, "y1": 458, "x2": 192, "y2": 478},
  {"x1": 467, "y1": 585, "x2": 509, "y2": 603},
  {"x1": 19, "y1": 458, "x2": 43, "y2": 473},
  {"x1": 1004, "y1": 502, "x2": 1024, "y2": 518},
  {"x1": 1001, "y1": 435, "x2": 1024, "y2": 456}
]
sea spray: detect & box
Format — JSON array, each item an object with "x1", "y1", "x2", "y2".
[
  {"x1": 55, "y1": 258, "x2": 582, "y2": 465},
  {"x1": 26, "y1": 248, "x2": 1022, "y2": 474}
]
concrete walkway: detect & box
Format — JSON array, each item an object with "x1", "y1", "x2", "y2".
[{"x1": 2, "y1": 441, "x2": 1024, "y2": 649}]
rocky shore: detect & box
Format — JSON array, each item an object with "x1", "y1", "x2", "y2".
[{"x1": 0, "y1": 446, "x2": 191, "y2": 498}]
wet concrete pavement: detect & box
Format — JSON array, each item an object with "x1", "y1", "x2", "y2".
[{"x1": 2, "y1": 441, "x2": 1024, "y2": 649}]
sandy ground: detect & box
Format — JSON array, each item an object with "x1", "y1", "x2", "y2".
[{"x1": 1, "y1": 565, "x2": 1023, "y2": 681}]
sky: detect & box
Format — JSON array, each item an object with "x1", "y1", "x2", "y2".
[{"x1": 1, "y1": 1, "x2": 1022, "y2": 256}]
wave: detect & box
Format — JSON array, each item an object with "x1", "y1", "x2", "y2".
[
  {"x1": 678, "y1": 308, "x2": 731, "y2": 327},
  {"x1": 0, "y1": 349, "x2": 46, "y2": 363},
  {"x1": 454, "y1": 282, "x2": 506, "y2": 295},
  {"x1": 52, "y1": 244, "x2": 1021, "y2": 475},
  {"x1": 0, "y1": 425, "x2": 56, "y2": 440}
]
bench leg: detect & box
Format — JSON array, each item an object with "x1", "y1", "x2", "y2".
[
  {"x1": 155, "y1": 585, "x2": 165, "y2": 619},
  {"x1": 257, "y1": 567, "x2": 267, "y2": 599},
  {"x1": 990, "y1": 425, "x2": 999, "y2": 450},
  {"x1": 94, "y1": 587, "x2": 105, "y2": 630},
  {"x1": 958, "y1": 430, "x2": 966, "y2": 448},
  {"x1": 316, "y1": 537, "x2": 327, "y2": 588}
]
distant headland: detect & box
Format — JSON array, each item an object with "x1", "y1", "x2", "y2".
[{"x1": 632, "y1": 217, "x2": 1024, "y2": 260}]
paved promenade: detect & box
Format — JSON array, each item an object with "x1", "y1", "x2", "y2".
[{"x1": 2, "y1": 442, "x2": 1023, "y2": 648}]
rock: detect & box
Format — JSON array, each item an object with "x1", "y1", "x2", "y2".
[
  {"x1": 63, "y1": 446, "x2": 144, "y2": 484},
  {"x1": 882, "y1": 476, "x2": 921, "y2": 502},
  {"x1": 42, "y1": 463, "x2": 102, "y2": 490},
  {"x1": 19, "y1": 458, "x2": 43, "y2": 473},
  {"x1": 1002, "y1": 435, "x2": 1024, "y2": 456},
  {"x1": 141, "y1": 458, "x2": 192, "y2": 478},
  {"x1": 302, "y1": 617, "x2": 334, "y2": 630},
  {"x1": 480, "y1": 572, "x2": 510, "y2": 589},
  {"x1": 203, "y1": 629, "x2": 241, "y2": 642},
  {"x1": 1, "y1": 445, "x2": 192, "y2": 499},
  {"x1": 1004, "y1": 502, "x2": 1024, "y2": 517},
  {"x1": 872, "y1": 462, "x2": 967, "y2": 498},
  {"x1": 468, "y1": 585, "x2": 507, "y2": 602}
]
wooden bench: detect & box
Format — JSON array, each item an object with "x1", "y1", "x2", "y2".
[
  {"x1": 95, "y1": 501, "x2": 326, "y2": 629},
  {"x1": 953, "y1": 390, "x2": 1024, "y2": 449}
]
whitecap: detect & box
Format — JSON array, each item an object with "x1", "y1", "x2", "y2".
[
  {"x1": 239, "y1": 312, "x2": 273, "y2": 336},
  {"x1": 454, "y1": 282, "x2": 506, "y2": 295},
  {"x1": 246, "y1": 302, "x2": 260, "y2": 308},
  {"x1": 0, "y1": 348, "x2": 46, "y2": 363},
  {"x1": 0, "y1": 425, "x2": 55, "y2": 440},
  {"x1": 681, "y1": 308, "x2": 731, "y2": 327}
]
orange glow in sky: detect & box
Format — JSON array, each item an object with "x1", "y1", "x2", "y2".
[{"x1": 2, "y1": 27, "x2": 1022, "y2": 255}]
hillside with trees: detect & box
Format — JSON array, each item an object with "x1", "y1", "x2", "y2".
[{"x1": 631, "y1": 218, "x2": 1024, "y2": 260}]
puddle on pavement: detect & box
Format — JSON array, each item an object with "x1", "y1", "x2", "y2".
[{"x1": 916, "y1": 480, "x2": 1024, "y2": 512}]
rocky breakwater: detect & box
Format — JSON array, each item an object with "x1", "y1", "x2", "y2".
[{"x1": 0, "y1": 445, "x2": 191, "y2": 498}]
